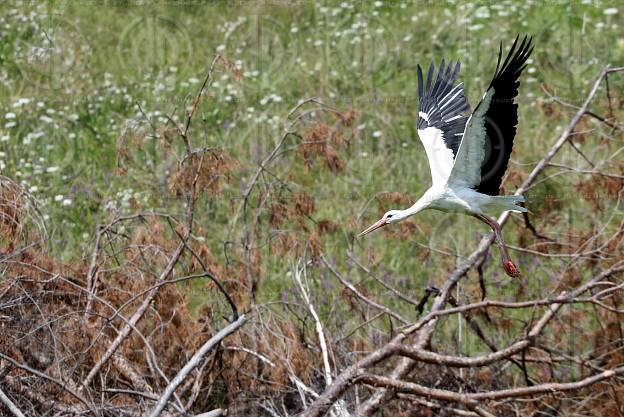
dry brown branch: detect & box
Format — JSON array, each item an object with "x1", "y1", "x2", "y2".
[
  {"x1": 358, "y1": 365, "x2": 624, "y2": 401},
  {"x1": 193, "y1": 410, "x2": 225, "y2": 417},
  {"x1": 0, "y1": 352, "x2": 97, "y2": 415},
  {"x1": 347, "y1": 252, "x2": 422, "y2": 307},
  {"x1": 81, "y1": 241, "x2": 186, "y2": 389},
  {"x1": 0, "y1": 386, "x2": 26, "y2": 417},
  {"x1": 2, "y1": 376, "x2": 85, "y2": 415},
  {"x1": 322, "y1": 255, "x2": 409, "y2": 324},
  {"x1": 146, "y1": 314, "x2": 247, "y2": 417}
]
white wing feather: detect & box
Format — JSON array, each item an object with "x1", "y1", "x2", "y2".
[{"x1": 417, "y1": 126, "x2": 456, "y2": 187}]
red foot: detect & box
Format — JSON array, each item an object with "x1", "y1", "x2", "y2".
[{"x1": 503, "y1": 260, "x2": 521, "y2": 278}]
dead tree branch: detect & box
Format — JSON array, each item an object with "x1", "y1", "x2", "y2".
[{"x1": 146, "y1": 314, "x2": 248, "y2": 417}]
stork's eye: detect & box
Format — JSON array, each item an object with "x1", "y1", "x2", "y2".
[{"x1": 387, "y1": 214, "x2": 393, "y2": 219}]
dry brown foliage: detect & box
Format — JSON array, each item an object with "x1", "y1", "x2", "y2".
[
  {"x1": 300, "y1": 110, "x2": 358, "y2": 173},
  {"x1": 169, "y1": 149, "x2": 237, "y2": 197}
]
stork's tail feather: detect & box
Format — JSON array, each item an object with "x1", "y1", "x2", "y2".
[
  {"x1": 506, "y1": 194, "x2": 527, "y2": 212},
  {"x1": 488, "y1": 194, "x2": 528, "y2": 213}
]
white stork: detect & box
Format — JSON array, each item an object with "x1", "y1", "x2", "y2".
[{"x1": 359, "y1": 35, "x2": 533, "y2": 278}]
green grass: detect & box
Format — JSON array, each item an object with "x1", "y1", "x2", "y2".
[{"x1": 1, "y1": 0, "x2": 623, "y2": 357}]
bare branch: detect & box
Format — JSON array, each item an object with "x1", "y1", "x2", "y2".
[
  {"x1": 0, "y1": 386, "x2": 26, "y2": 417},
  {"x1": 146, "y1": 314, "x2": 248, "y2": 417}
]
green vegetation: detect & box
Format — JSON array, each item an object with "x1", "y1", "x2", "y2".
[{"x1": 1, "y1": 0, "x2": 623, "y2": 366}]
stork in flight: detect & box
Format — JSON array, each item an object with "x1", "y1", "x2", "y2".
[{"x1": 359, "y1": 35, "x2": 533, "y2": 278}]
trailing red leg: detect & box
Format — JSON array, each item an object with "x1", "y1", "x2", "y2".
[{"x1": 474, "y1": 214, "x2": 521, "y2": 278}]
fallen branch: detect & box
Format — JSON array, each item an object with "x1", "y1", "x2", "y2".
[
  {"x1": 193, "y1": 410, "x2": 225, "y2": 417},
  {"x1": 0, "y1": 386, "x2": 26, "y2": 417},
  {"x1": 322, "y1": 255, "x2": 409, "y2": 324},
  {"x1": 0, "y1": 352, "x2": 97, "y2": 416},
  {"x1": 358, "y1": 365, "x2": 624, "y2": 401},
  {"x1": 146, "y1": 314, "x2": 248, "y2": 417}
]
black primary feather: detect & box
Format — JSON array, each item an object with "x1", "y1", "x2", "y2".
[
  {"x1": 417, "y1": 59, "x2": 470, "y2": 158},
  {"x1": 476, "y1": 35, "x2": 534, "y2": 196}
]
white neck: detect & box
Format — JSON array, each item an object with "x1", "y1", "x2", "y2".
[{"x1": 396, "y1": 196, "x2": 430, "y2": 220}]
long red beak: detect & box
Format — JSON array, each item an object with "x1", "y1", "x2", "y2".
[{"x1": 358, "y1": 218, "x2": 387, "y2": 238}]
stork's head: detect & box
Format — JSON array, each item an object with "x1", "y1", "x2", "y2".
[{"x1": 357, "y1": 210, "x2": 403, "y2": 237}]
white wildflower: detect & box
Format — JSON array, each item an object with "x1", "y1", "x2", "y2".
[
  {"x1": 12, "y1": 98, "x2": 30, "y2": 108},
  {"x1": 474, "y1": 6, "x2": 490, "y2": 18}
]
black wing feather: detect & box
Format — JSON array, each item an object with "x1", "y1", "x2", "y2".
[
  {"x1": 417, "y1": 60, "x2": 470, "y2": 158},
  {"x1": 476, "y1": 35, "x2": 533, "y2": 196}
]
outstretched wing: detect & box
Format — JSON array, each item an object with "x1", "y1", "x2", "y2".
[
  {"x1": 417, "y1": 60, "x2": 470, "y2": 187},
  {"x1": 448, "y1": 35, "x2": 533, "y2": 195}
]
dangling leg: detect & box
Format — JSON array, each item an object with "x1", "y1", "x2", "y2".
[{"x1": 473, "y1": 214, "x2": 521, "y2": 278}]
